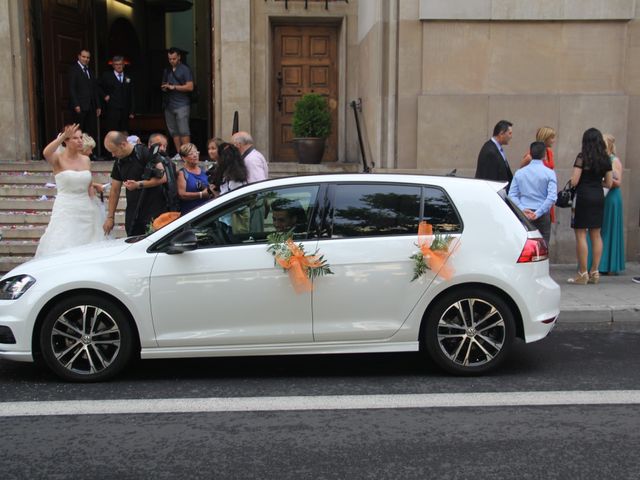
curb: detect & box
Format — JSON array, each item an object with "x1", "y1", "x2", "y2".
[{"x1": 558, "y1": 307, "x2": 640, "y2": 324}]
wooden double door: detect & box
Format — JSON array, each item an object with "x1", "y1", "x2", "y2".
[
  {"x1": 272, "y1": 24, "x2": 339, "y2": 163},
  {"x1": 37, "y1": 0, "x2": 93, "y2": 146}
]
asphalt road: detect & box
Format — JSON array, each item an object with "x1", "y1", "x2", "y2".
[{"x1": 1, "y1": 323, "x2": 640, "y2": 479}]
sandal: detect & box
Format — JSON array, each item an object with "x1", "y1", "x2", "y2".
[
  {"x1": 567, "y1": 271, "x2": 589, "y2": 285},
  {"x1": 588, "y1": 271, "x2": 600, "y2": 285}
]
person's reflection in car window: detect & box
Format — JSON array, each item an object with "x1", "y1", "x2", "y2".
[{"x1": 271, "y1": 198, "x2": 307, "y2": 233}]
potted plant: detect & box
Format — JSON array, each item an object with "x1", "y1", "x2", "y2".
[{"x1": 291, "y1": 93, "x2": 331, "y2": 164}]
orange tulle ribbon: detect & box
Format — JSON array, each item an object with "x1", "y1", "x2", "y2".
[
  {"x1": 275, "y1": 239, "x2": 322, "y2": 294},
  {"x1": 152, "y1": 211, "x2": 181, "y2": 231},
  {"x1": 417, "y1": 221, "x2": 455, "y2": 280}
]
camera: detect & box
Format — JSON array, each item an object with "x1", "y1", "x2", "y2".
[
  {"x1": 143, "y1": 143, "x2": 169, "y2": 180},
  {"x1": 206, "y1": 163, "x2": 218, "y2": 184}
]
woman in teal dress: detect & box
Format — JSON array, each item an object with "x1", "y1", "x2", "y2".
[{"x1": 588, "y1": 133, "x2": 625, "y2": 274}]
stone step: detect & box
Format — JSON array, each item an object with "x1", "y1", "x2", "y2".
[
  {"x1": 0, "y1": 224, "x2": 126, "y2": 239},
  {"x1": 0, "y1": 198, "x2": 127, "y2": 211},
  {"x1": 0, "y1": 240, "x2": 39, "y2": 255},
  {"x1": 0, "y1": 186, "x2": 61, "y2": 196},
  {"x1": 0, "y1": 173, "x2": 113, "y2": 185},
  {"x1": 0, "y1": 185, "x2": 125, "y2": 197},
  {"x1": 0, "y1": 160, "x2": 359, "y2": 175},
  {"x1": 0, "y1": 160, "x2": 116, "y2": 173},
  {"x1": 0, "y1": 235, "x2": 129, "y2": 256},
  {"x1": 267, "y1": 162, "x2": 361, "y2": 175},
  {"x1": 0, "y1": 225, "x2": 45, "y2": 239},
  {"x1": 0, "y1": 256, "x2": 32, "y2": 274},
  {"x1": 0, "y1": 211, "x2": 125, "y2": 224}
]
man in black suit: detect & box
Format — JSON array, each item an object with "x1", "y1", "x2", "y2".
[
  {"x1": 475, "y1": 120, "x2": 514, "y2": 187},
  {"x1": 68, "y1": 49, "x2": 101, "y2": 140},
  {"x1": 99, "y1": 55, "x2": 134, "y2": 133}
]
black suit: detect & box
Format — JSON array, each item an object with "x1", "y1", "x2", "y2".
[
  {"x1": 99, "y1": 70, "x2": 134, "y2": 132},
  {"x1": 68, "y1": 62, "x2": 100, "y2": 139},
  {"x1": 475, "y1": 139, "x2": 513, "y2": 186}
]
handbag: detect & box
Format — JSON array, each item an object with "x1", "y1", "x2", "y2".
[{"x1": 556, "y1": 181, "x2": 575, "y2": 208}]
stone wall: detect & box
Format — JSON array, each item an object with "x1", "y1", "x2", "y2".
[{"x1": 391, "y1": 0, "x2": 639, "y2": 263}]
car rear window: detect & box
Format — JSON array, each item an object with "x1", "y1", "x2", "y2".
[
  {"x1": 501, "y1": 190, "x2": 537, "y2": 232},
  {"x1": 422, "y1": 186, "x2": 462, "y2": 233}
]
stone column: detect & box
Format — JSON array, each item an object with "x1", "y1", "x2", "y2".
[
  {"x1": 0, "y1": 0, "x2": 30, "y2": 160},
  {"x1": 216, "y1": 0, "x2": 252, "y2": 141}
]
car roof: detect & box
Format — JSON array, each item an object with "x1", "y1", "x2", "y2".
[{"x1": 255, "y1": 173, "x2": 507, "y2": 193}]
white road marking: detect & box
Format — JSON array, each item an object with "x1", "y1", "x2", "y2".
[{"x1": 2, "y1": 390, "x2": 640, "y2": 417}]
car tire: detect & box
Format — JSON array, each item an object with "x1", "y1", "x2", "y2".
[
  {"x1": 39, "y1": 295, "x2": 134, "y2": 382},
  {"x1": 423, "y1": 288, "x2": 515, "y2": 375}
]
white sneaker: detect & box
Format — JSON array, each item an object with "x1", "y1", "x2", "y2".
[{"x1": 632, "y1": 277, "x2": 640, "y2": 284}]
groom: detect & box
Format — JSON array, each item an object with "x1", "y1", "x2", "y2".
[{"x1": 103, "y1": 131, "x2": 168, "y2": 236}]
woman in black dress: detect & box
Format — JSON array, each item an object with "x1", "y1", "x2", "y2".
[{"x1": 568, "y1": 128, "x2": 613, "y2": 284}]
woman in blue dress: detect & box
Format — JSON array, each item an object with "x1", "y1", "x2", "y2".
[
  {"x1": 177, "y1": 143, "x2": 213, "y2": 215},
  {"x1": 588, "y1": 134, "x2": 625, "y2": 274}
]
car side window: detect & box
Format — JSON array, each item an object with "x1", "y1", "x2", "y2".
[
  {"x1": 422, "y1": 186, "x2": 462, "y2": 233},
  {"x1": 189, "y1": 185, "x2": 320, "y2": 247},
  {"x1": 330, "y1": 183, "x2": 421, "y2": 238}
]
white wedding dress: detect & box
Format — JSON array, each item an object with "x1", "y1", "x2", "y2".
[{"x1": 35, "y1": 170, "x2": 105, "y2": 258}]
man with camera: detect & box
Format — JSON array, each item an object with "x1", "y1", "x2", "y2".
[{"x1": 103, "y1": 130, "x2": 168, "y2": 236}]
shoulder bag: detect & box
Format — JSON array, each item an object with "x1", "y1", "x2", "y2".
[{"x1": 556, "y1": 181, "x2": 575, "y2": 208}]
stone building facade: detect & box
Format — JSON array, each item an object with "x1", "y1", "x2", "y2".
[{"x1": 1, "y1": 0, "x2": 638, "y2": 263}]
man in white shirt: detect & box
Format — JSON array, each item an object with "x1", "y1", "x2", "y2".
[{"x1": 232, "y1": 131, "x2": 268, "y2": 183}]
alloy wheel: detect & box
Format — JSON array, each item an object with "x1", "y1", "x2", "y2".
[
  {"x1": 49, "y1": 304, "x2": 122, "y2": 376},
  {"x1": 436, "y1": 298, "x2": 506, "y2": 367}
]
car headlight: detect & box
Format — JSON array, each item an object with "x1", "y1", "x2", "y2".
[{"x1": 0, "y1": 275, "x2": 36, "y2": 300}]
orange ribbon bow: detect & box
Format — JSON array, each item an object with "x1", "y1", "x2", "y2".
[
  {"x1": 417, "y1": 221, "x2": 455, "y2": 280},
  {"x1": 152, "y1": 211, "x2": 181, "y2": 231},
  {"x1": 275, "y1": 239, "x2": 323, "y2": 294}
]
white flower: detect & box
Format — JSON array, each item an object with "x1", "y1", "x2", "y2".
[{"x1": 125, "y1": 77, "x2": 131, "y2": 84}]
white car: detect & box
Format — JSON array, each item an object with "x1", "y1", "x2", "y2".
[{"x1": 0, "y1": 174, "x2": 559, "y2": 381}]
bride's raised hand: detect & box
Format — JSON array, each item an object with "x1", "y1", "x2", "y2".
[{"x1": 61, "y1": 123, "x2": 80, "y2": 141}]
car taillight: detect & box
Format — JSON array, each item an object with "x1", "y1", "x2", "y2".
[{"x1": 517, "y1": 238, "x2": 548, "y2": 263}]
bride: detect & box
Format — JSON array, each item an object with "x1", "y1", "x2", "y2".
[{"x1": 35, "y1": 124, "x2": 105, "y2": 257}]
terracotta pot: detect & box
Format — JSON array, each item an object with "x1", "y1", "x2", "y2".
[{"x1": 293, "y1": 137, "x2": 326, "y2": 164}]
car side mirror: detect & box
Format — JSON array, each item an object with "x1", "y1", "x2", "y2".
[{"x1": 165, "y1": 229, "x2": 198, "y2": 255}]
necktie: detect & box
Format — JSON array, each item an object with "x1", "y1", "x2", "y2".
[
  {"x1": 118, "y1": 73, "x2": 123, "y2": 83},
  {"x1": 83, "y1": 66, "x2": 89, "y2": 79}
]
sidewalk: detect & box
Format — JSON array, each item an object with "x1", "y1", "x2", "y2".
[{"x1": 550, "y1": 262, "x2": 640, "y2": 324}]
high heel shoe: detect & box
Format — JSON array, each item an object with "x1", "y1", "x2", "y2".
[
  {"x1": 588, "y1": 271, "x2": 600, "y2": 284},
  {"x1": 567, "y1": 271, "x2": 589, "y2": 285}
]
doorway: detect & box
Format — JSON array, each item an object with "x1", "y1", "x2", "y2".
[
  {"x1": 271, "y1": 24, "x2": 339, "y2": 163},
  {"x1": 28, "y1": 0, "x2": 212, "y2": 158}
]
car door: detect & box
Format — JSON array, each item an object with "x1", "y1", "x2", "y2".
[
  {"x1": 312, "y1": 182, "x2": 462, "y2": 342},
  {"x1": 148, "y1": 184, "x2": 321, "y2": 347}
]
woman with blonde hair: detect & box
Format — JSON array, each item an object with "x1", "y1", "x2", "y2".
[
  {"x1": 81, "y1": 133, "x2": 96, "y2": 155},
  {"x1": 521, "y1": 126, "x2": 557, "y2": 223},
  {"x1": 177, "y1": 142, "x2": 214, "y2": 214},
  {"x1": 587, "y1": 133, "x2": 625, "y2": 274}
]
